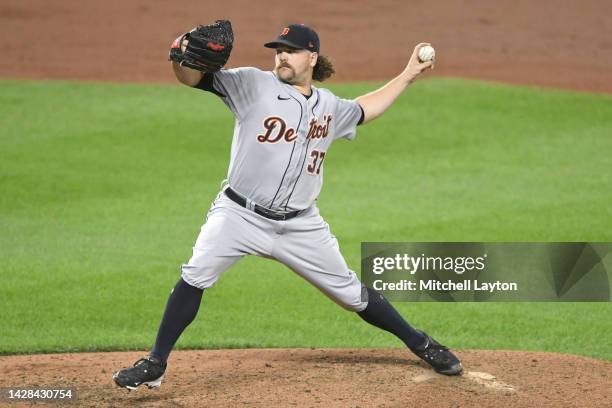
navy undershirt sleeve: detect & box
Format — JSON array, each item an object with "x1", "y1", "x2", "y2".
[
  {"x1": 357, "y1": 105, "x2": 365, "y2": 126},
  {"x1": 193, "y1": 73, "x2": 224, "y2": 97}
]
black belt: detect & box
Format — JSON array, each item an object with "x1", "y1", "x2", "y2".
[{"x1": 224, "y1": 187, "x2": 301, "y2": 221}]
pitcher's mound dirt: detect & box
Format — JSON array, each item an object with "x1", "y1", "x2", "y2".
[{"x1": 1, "y1": 349, "x2": 610, "y2": 407}]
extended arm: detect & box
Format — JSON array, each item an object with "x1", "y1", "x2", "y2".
[{"x1": 356, "y1": 43, "x2": 433, "y2": 124}]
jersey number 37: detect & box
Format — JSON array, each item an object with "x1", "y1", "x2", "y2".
[{"x1": 307, "y1": 150, "x2": 326, "y2": 175}]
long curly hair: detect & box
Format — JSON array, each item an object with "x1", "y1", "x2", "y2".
[{"x1": 312, "y1": 55, "x2": 335, "y2": 82}]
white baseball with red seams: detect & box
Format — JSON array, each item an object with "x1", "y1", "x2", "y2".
[{"x1": 418, "y1": 45, "x2": 435, "y2": 62}]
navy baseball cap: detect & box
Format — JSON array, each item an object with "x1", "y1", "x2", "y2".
[{"x1": 264, "y1": 24, "x2": 320, "y2": 53}]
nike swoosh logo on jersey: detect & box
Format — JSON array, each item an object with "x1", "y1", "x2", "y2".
[{"x1": 277, "y1": 95, "x2": 291, "y2": 100}]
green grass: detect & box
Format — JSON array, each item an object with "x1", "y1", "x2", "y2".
[{"x1": 1, "y1": 78, "x2": 611, "y2": 360}]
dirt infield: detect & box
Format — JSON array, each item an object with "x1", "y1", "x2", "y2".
[
  {"x1": 1, "y1": 349, "x2": 610, "y2": 407},
  {"x1": 1, "y1": 0, "x2": 611, "y2": 92}
]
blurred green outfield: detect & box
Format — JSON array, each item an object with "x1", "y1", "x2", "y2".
[{"x1": 1, "y1": 78, "x2": 611, "y2": 360}]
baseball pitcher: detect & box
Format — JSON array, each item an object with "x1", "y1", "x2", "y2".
[{"x1": 113, "y1": 21, "x2": 462, "y2": 390}]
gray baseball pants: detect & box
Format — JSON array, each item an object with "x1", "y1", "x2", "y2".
[{"x1": 180, "y1": 190, "x2": 367, "y2": 312}]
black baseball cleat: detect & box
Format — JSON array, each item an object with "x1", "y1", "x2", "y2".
[
  {"x1": 113, "y1": 355, "x2": 166, "y2": 390},
  {"x1": 411, "y1": 332, "x2": 464, "y2": 376}
]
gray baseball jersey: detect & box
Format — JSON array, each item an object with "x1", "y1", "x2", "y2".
[
  {"x1": 195, "y1": 67, "x2": 363, "y2": 211},
  {"x1": 180, "y1": 67, "x2": 367, "y2": 312}
]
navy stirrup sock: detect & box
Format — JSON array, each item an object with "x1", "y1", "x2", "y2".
[
  {"x1": 151, "y1": 278, "x2": 204, "y2": 366},
  {"x1": 357, "y1": 287, "x2": 425, "y2": 350}
]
